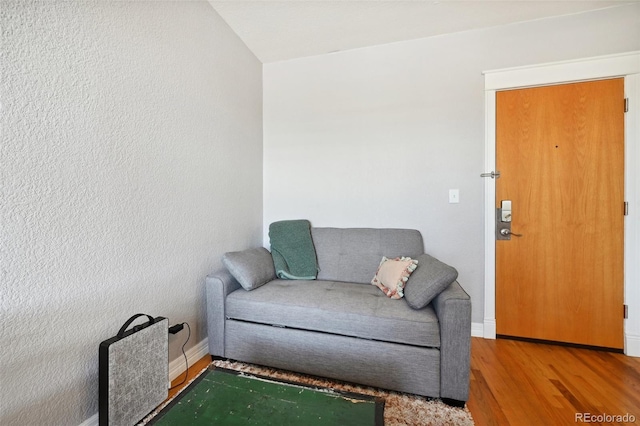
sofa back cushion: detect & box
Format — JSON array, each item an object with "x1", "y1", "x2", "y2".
[{"x1": 311, "y1": 228, "x2": 424, "y2": 284}]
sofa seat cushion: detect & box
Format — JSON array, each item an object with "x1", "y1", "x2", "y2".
[{"x1": 226, "y1": 279, "x2": 440, "y2": 348}]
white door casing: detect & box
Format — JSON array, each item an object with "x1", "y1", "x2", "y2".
[{"x1": 482, "y1": 51, "x2": 640, "y2": 356}]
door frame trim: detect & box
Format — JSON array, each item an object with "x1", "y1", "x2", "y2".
[{"x1": 482, "y1": 51, "x2": 640, "y2": 356}]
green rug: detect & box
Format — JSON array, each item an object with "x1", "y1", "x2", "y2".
[{"x1": 149, "y1": 368, "x2": 384, "y2": 425}]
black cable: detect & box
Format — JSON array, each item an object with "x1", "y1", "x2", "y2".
[{"x1": 169, "y1": 322, "x2": 190, "y2": 390}]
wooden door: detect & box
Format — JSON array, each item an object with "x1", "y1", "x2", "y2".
[{"x1": 496, "y1": 78, "x2": 625, "y2": 349}]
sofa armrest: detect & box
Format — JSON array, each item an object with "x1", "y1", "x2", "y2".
[
  {"x1": 205, "y1": 270, "x2": 242, "y2": 357},
  {"x1": 432, "y1": 280, "x2": 471, "y2": 402}
]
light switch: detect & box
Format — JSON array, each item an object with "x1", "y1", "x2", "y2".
[{"x1": 449, "y1": 189, "x2": 459, "y2": 204}]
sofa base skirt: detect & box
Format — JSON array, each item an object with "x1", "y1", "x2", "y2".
[{"x1": 224, "y1": 319, "x2": 441, "y2": 398}]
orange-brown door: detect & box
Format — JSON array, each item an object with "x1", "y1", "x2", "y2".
[{"x1": 496, "y1": 78, "x2": 625, "y2": 349}]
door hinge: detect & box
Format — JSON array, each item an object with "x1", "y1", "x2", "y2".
[
  {"x1": 624, "y1": 304, "x2": 628, "y2": 319},
  {"x1": 624, "y1": 202, "x2": 629, "y2": 216},
  {"x1": 624, "y1": 98, "x2": 629, "y2": 113}
]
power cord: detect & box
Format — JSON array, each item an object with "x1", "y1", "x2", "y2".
[{"x1": 169, "y1": 322, "x2": 191, "y2": 390}]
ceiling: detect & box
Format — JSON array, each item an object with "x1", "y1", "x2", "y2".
[{"x1": 207, "y1": 0, "x2": 634, "y2": 63}]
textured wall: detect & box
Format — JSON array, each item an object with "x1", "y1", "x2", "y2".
[
  {"x1": 0, "y1": 1, "x2": 262, "y2": 425},
  {"x1": 263, "y1": 4, "x2": 640, "y2": 324}
]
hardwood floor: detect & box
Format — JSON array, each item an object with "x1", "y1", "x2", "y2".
[
  {"x1": 168, "y1": 338, "x2": 640, "y2": 425},
  {"x1": 166, "y1": 355, "x2": 212, "y2": 400},
  {"x1": 468, "y1": 337, "x2": 640, "y2": 425}
]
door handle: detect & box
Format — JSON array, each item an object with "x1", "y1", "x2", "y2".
[{"x1": 500, "y1": 229, "x2": 523, "y2": 237}]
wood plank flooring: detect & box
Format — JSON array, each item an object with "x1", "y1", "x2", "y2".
[
  {"x1": 468, "y1": 337, "x2": 640, "y2": 425},
  {"x1": 168, "y1": 337, "x2": 640, "y2": 425},
  {"x1": 167, "y1": 355, "x2": 212, "y2": 400}
]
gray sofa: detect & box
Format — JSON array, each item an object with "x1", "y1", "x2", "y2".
[{"x1": 205, "y1": 227, "x2": 471, "y2": 404}]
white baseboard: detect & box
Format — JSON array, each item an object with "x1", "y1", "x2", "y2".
[
  {"x1": 483, "y1": 319, "x2": 496, "y2": 339},
  {"x1": 471, "y1": 322, "x2": 484, "y2": 337},
  {"x1": 625, "y1": 333, "x2": 640, "y2": 357},
  {"x1": 79, "y1": 338, "x2": 210, "y2": 426},
  {"x1": 476, "y1": 320, "x2": 640, "y2": 356},
  {"x1": 169, "y1": 338, "x2": 210, "y2": 381}
]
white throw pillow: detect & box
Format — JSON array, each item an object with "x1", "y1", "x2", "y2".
[{"x1": 371, "y1": 256, "x2": 418, "y2": 299}]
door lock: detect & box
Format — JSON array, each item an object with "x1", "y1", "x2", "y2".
[
  {"x1": 500, "y1": 200, "x2": 512, "y2": 222},
  {"x1": 497, "y1": 200, "x2": 523, "y2": 240}
]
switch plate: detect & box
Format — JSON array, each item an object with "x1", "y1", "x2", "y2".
[{"x1": 449, "y1": 189, "x2": 459, "y2": 204}]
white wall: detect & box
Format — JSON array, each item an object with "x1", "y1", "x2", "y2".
[
  {"x1": 0, "y1": 2, "x2": 262, "y2": 425},
  {"x1": 264, "y1": 4, "x2": 640, "y2": 324}
]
